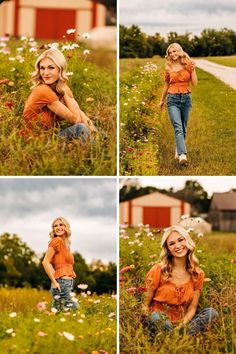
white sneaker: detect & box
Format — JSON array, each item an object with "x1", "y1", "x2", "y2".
[{"x1": 179, "y1": 154, "x2": 187, "y2": 165}]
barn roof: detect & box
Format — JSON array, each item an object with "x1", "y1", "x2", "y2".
[
  {"x1": 120, "y1": 191, "x2": 190, "y2": 205},
  {"x1": 211, "y1": 191, "x2": 236, "y2": 210}
]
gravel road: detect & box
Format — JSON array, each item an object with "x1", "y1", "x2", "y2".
[{"x1": 195, "y1": 59, "x2": 236, "y2": 90}]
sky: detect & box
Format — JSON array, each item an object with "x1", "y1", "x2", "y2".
[
  {"x1": 120, "y1": 0, "x2": 236, "y2": 36},
  {"x1": 0, "y1": 178, "x2": 117, "y2": 263},
  {"x1": 120, "y1": 177, "x2": 236, "y2": 197}
]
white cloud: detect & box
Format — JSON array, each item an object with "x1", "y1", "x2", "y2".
[{"x1": 120, "y1": 0, "x2": 236, "y2": 35}]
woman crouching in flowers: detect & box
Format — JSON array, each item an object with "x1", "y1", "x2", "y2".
[
  {"x1": 42, "y1": 217, "x2": 78, "y2": 312},
  {"x1": 22, "y1": 48, "x2": 96, "y2": 141},
  {"x1": 142, "y1": 225, "x2": 218, "y2": 335}
]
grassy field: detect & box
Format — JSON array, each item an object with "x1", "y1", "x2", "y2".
[
  {"x1": 120, "y1": 227, "x2": 236, "y2": 354},
  {"x1": 205, "y1": 56, "x2": 236, "y2": 67},
  {"x1": 0, "y1": 288, "x2": 116, "y2": 353},
  {"x1": 120, "y1": 56, "x2": 236, "y2": 176},
  {"x1": 0, "y1": 36, "x2": 116, "y2": 175}
]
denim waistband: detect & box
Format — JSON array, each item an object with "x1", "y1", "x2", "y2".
[{"x1": 167, "y1": 93, "x2": 191, "y2": 96}]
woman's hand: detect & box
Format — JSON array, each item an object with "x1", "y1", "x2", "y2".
[
  {"x1": 159, "y1": 100, "x2": 165, "y2": 111},
  {"x1": 52, "y1": 280, "x2": 61, "y2": 292},
  {"x1": 142, "y1": 305, "x2": 150, "y2": 316}
]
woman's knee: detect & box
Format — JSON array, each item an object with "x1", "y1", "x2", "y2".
[{"x1": 204, "y1": 307, "x2": 219, "y2": 322}]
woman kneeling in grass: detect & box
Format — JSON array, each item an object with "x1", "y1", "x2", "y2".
[
  {"x1": 23, "y1": 48, "x2": 96, "y2": 141},
  {"x1": 142, "y1": 225, "x2": 218, "y2": 335}
]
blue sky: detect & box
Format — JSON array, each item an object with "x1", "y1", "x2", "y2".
[
  {"x1": 120, "y1": 0, "x2": 236, "y2": 36},
  {"x1": 0, "y1": 178, "x2": 117, "y2": 263}
]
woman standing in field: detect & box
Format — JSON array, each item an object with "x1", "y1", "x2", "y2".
[
  {"x1": 159, "y1": 43, "x2": 198, "y2": 165},
  {"x1": 23, "y1": 48, "x2": 96, "y2": 140},
  {"x1": 142, "y1": 225, "x2": 218, "y2": 335},
  {"x1": 42, "y1": 217, "x2": 78, "y2": 312}
]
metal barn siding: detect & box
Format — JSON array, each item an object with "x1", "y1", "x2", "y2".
[
  {"x1": 35, "y1": 8, "x2": 76, "y2": 40},
  {"x1": 143, "y1": 206, "x2": 171, "y2": 228}
]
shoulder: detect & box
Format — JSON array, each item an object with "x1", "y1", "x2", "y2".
[
  {"x1": 48, "y1": 237, "x2": 63, "y2": 251},
  {"x1": 186, "y1": 60, "x2": 196, "y2": 73},
  {"x1": 31, "y1": 84, "x2": 58, "y2": 100}
]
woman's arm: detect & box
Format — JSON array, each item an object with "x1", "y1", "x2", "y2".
[
  {"x1": 142, "y1": 288, "x2": 154, "y2": 315},
  {"x1": 190, "y1": 61, "x2": 198, "y2": 86},
  {"x1": 159, "y1": 82, "x2": 169, "y2": 110},
  {"x1": 42, "y1": 247, "x2": 61, "y2": 291},
  {"x1": 181, "y1": 290, "x2": 201, "y2": 324},
  {"x1": 63, "y1": 92, "x2": 97, "y2": 132},
  {"x1": 47, "y1": 100, "x2": 78, "y2": 124}
]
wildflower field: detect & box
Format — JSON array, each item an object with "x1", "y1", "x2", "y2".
[
  {"x1": 0, "y1": 287, "x2": 116, "y2": 353},
  {"x1": 119, "y1": 226, "x2": 236, "y2": 353},
  {"x1": 120, "y1": 57, "x2": 236, "y2": 176},
  {"x1": 0, "y1": 33, "x2": 116, "y2": 175}
]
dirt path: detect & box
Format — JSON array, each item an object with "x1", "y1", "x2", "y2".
[{"x1": 195, "y1": 59, "x2": 236, "y2": 89}]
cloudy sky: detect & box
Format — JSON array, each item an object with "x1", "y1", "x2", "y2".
[
  {"x1": 0, "y1": 178, "x2": 117, "y2": 263},
  {"x1": 120, "y1": 177, "x2": 236, "y2": 197},
  {"x1": 120, "y1": 0, "x2": 236, "y2": 36}
]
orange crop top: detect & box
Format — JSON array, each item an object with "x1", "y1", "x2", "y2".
[
  {"x1": 49, "y1": 237, "x2": 76, "y2": 279},
  {"x1": 165, "y1": 63, "x2": 194, "y2": 94},
  {"x1": 145, "y1": 264, "x2": 204, "y2": 323}
]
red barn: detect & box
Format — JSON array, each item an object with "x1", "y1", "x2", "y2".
[
  {"x1": 120, "y1": 192, "x2": 191, "y2": 228},
  {"x1": 0, "y1": 0, "x2": 106, "y2": 39}
]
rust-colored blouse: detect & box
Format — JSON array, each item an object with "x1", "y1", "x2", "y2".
[
  {"x1": 49, "y1": 237, "x2": 76, "y2": 279},
  {"x1": 23, "y1": 85, "x2": 60, "y2": 129},
  {"x1": 165, "y1": 63, "x2": 194, "y2": 94},
  {"x1": 145, "y1": 264, "x2": 204, "y2": 323}
]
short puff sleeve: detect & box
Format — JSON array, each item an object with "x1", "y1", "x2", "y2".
[
  {"x1": 32, "y1": 85, "x2": 59, "y2": 105},
  {"x1": 164, "y1": 71, "x2": 170, "y2": 83},
  {"x1": 193, "y1": 270, "x2": 205, "y2": 292},
  {"x1": 48, "y1": 237, "x2": 62, "y2": 253},
  {"x1": 186, "y1": 61, "x2": 195, "y2": 74},
  {"x1": 145, "y1": 264, "x2": 161, "y2": 290}
]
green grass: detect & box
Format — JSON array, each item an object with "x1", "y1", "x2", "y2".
[
  {"x1": 205, "y1": 56, "x2": 236, "y2": 67},
  {"x1": 120, "y1": 56, "x2": 236, "y2": 176},
  {"x1": 0, "y1": 288, "x2": 116, "y2": 353},
  {"x1": 0, "y1": 38, "x2": 116, "y2": 175},
  {"x1": 120, "y1": 227, "x2": 236, "y2": 354}
]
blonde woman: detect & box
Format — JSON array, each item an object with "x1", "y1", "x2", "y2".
[
  {"x1": 23, "y1": 48, "x2": 96, "y2": 140},
  {"x1": 42, "y1": 217, "x2": 78, "y2": 312},
  {"x1": 142, "y1": 225, "x2": 218, "y2": 335},
  {"x1": 159, "y1": 43, "x2": 198, "y2": 165}
]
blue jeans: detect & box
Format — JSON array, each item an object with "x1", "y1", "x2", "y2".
[
  {"x1": 167, "y1": 93, "x2": 192, "y2": 155},
  {"x1": 146, "y1": 308, "x2": 218, "y2": 336},
  {"x1": 60, "y1": 123, "x2": 90, "y2": 143},
  {"x1": 50, "y1": 278, "x2": 79, "y2": 312}
]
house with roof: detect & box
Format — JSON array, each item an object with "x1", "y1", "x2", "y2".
[
  {"x1": 208, "y1": 191, "x2": 236, "y2": 231},
  {"x1": 0, "y1": 0, "x2": 106, "y2": 39},
  {"x1": 120, "y1": 192, "x2": 191, "y2": 228}
]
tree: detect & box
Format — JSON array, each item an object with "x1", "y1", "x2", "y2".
[{"x1": 0, "y1": 233, "x2": 38, "y2": 287}]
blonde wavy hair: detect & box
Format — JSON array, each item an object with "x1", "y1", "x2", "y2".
[
  {"x1": 30, "y1": 48, "x2": 68, "y2": 94},
  {"x1": 165, "y1": 42, "x2": 191, "y2": 68},
  {"x1": 49, "y1": 217, "x2": 71, "y2": 245},
  {"x1": 160, "y1": 225, "x2": 200, "y2": 280}
]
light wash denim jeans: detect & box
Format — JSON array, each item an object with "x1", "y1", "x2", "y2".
[
  {"x1": 146, "y1": 308, "x2": 218, "y2": 336},
  {"x1": 167, "y1": 93, "x2": 192, "y2": 155},
  {"x1": 60, "y1": 123, "x2": 90, "y2": 143},
  {"x1": 50, "y1": 278, "x2": 79, "y2": 312}
]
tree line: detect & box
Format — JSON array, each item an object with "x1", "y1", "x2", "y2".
[
  {"x1": 120, "y1": 25, "x2": 236, "y2": 58},
  {"x1": 0, "y1": 233, "x2": 116, "y2": 295}
]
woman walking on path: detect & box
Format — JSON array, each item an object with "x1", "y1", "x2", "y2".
[
  {"x1": 159, "y1": 43, "x2": 198, "y2": 165},
  {"x1": 142, "y1": 224, "x2": 218, "y2": 336},
  {"x1": 42, "y1": 217, "x2": 78, "y2": 312},
  {"x1": 23, "y1": 48, "x2": 96, "y2": 141}
]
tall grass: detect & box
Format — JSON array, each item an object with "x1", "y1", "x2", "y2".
[
  {"x1": 0, "y1": 287, "x2": 116, "y2": 353},
  {"x1": 120, "y1": 227, "x2": 236, "y2": 353},
  {"x1": 0, "y1": 37, "x2": 116, "y2": 175}
]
